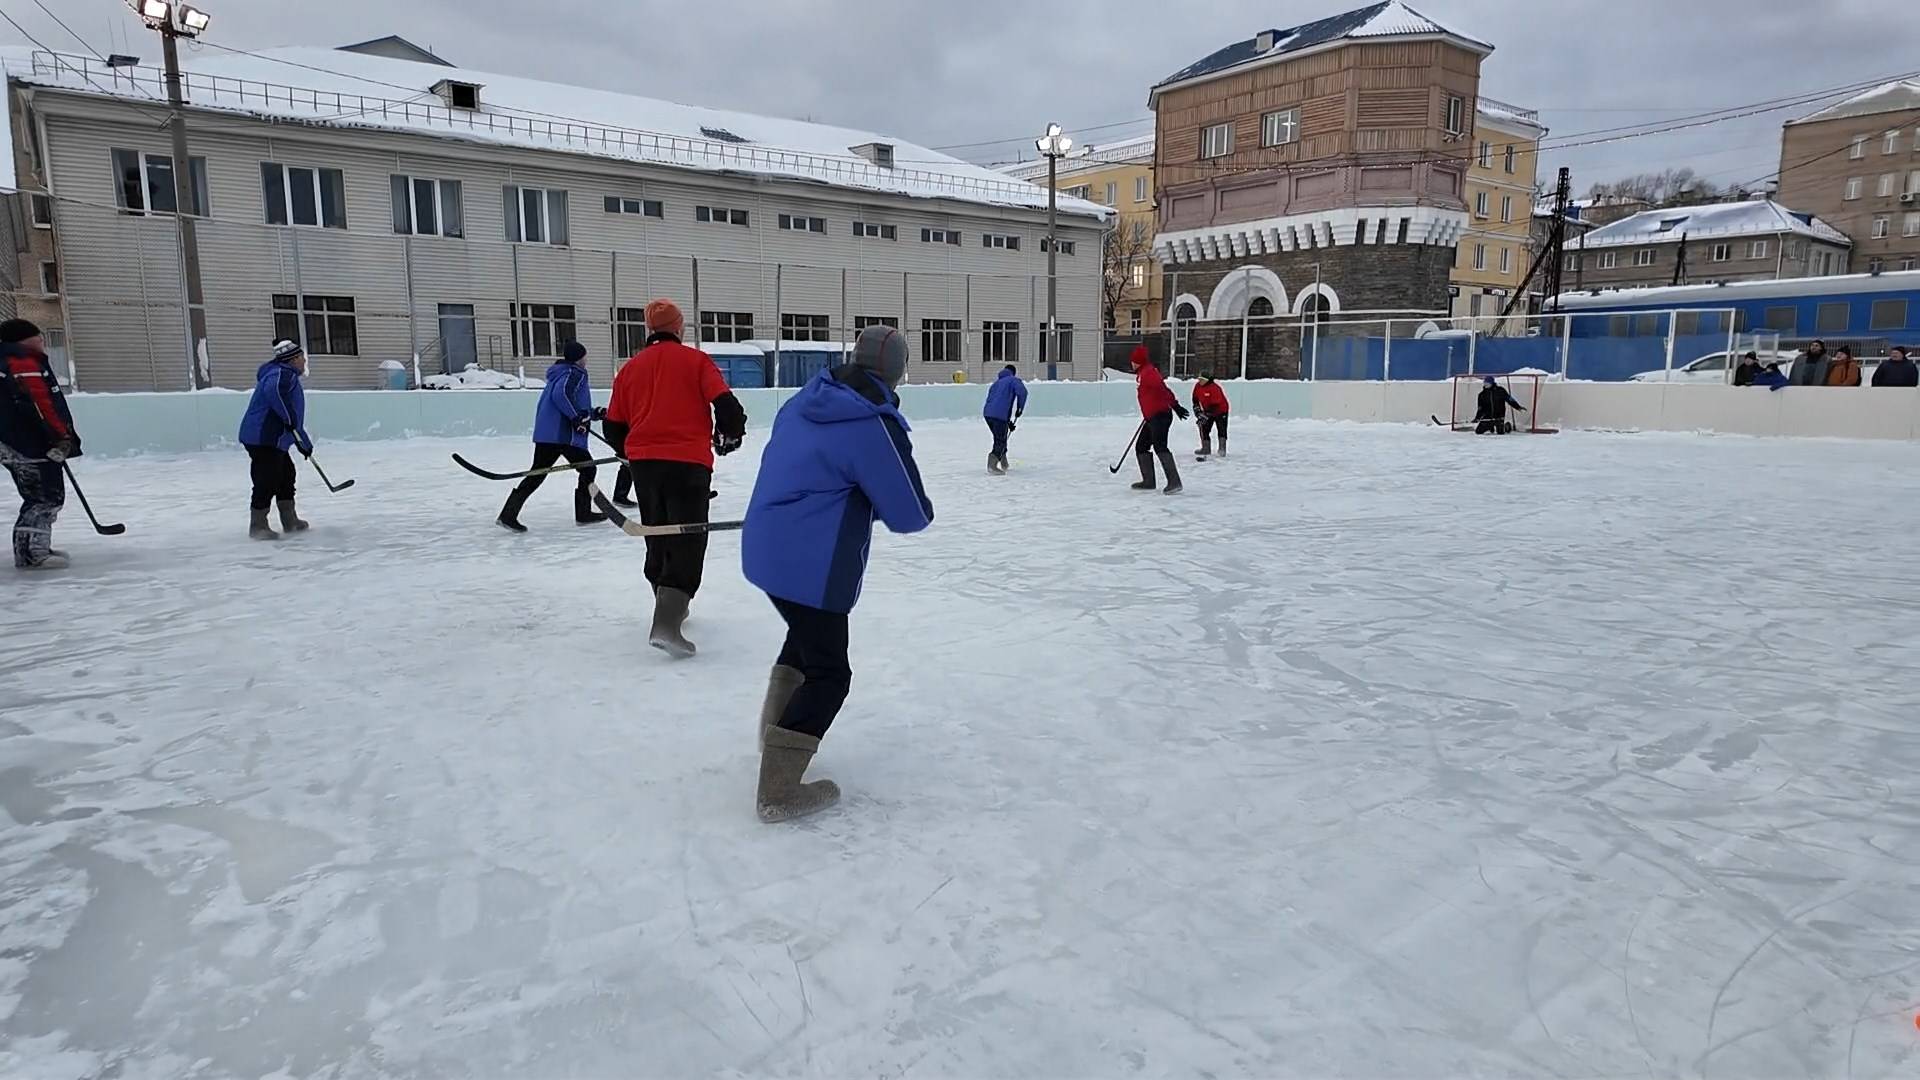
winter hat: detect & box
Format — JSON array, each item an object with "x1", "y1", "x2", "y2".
[
  {"x1": 852, "y1": 324, "x2": 909, "y2": 389},
  {"x1": 643, "y1": 299, "x2": 684, "y2": 338},
  {"x1": 1129, "y1": 344, "x2": 1150, "y2": 369},
  {"x1": 0, "y1": 318, "x2": 41, "y2": 344},
  {"x1": 272, "y1": 339, "x2": 304, "y2": 362},
  {"x1": 1483, "y1": 374, "x2": 1497, "y2": 385},
  {"x1": 1893, "y1": 345, "x2": 1911, "y2": 358},
  {"x1": 563, "y1": 340, "x2": 587, "y2": 363}
]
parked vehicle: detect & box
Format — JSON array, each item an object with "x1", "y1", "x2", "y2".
[{"x1": 1630, "y1": 349, "x2": 1799, "y2": 383}]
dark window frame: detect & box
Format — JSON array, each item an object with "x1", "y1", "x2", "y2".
[
  {"x1": 920, "y1": 318, "x2": 961, "y2": 364},
  {"x1": 272, "y1": 293, "x2": 359, "y2": 356},
  {"x1": 509, "y1": 302, "x2": 579, "y2": 359},
  {"x1": 699, "y1": 310, "x2": 756, "y2": 344}
]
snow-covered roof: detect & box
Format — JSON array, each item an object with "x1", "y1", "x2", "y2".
[
  {"x1": 1577, "y1": 198, "x2": 1850, "y2": 250},
  {"x1": 1152, "y1": 1, "x2": 1491, "y2": 98},
  {"x1": 1476, "y1": 96, "x2": 1545, "y2": 137},
  {"x1": 998, "y1": 133, "x2": 1154, "y2": 182},
  {"x1": 1550, "y1": 269, "x2": 1920, "y2": 311},
  {"x1": 1789, "y1": 79, "x2": 1920, "y2": 126},
  {"x1": 8, "y1": 48, "x2": 1109, "y2": 222}
]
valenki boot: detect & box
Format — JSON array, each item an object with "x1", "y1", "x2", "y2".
[
  {"x1": 496, "y1": 487, "x2": 532, "y2": 533},
  {"x1": 759, "y1": 665, "x2": 805, "y2": 751},
  {"x1": 1158, "y1": 448, "x2": 1184, "y2": 495},
  {"x1": 650, "y1": 586, "x2": 697, "y2": 658},
  {"x1": 249, "y1": 507, "x2": 280, "y2": 541},
  {"x1": 277, "y1": 499, "x2": 309, "y2": 533},
  {"x1": 757, "y1": 726, "x2": 841, "y2": 823},
  {"x1": 1130, "y1": 452, "x2": 1157, "y2": 491},
  {"x1": 574, "y1": 485, "x2": 608, "y2": 525}
]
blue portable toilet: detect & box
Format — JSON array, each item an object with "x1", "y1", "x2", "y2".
[
  {"x1": 745, "y1": 340, "x2": 855, "y2": 389},
  {"x1": 703, "y1": 343, "x2": 769, "y2": 389}
]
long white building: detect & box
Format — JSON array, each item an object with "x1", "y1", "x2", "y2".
[{"x1": 5, "y1": 37, "x2": 1109, "y2": 391}]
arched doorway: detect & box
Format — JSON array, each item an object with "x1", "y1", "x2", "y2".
[
  {"x1": 1299, "y1": 295, "x2": 1330, "y2": 379},
  {"x1": 1245, "y1": 296, "x2": 1274, "y2": 377},
  {"x1": 1172, "y1": 301, "x2": 1198, "y2": 377}
]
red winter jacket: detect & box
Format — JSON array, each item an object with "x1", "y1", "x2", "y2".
[
  {"x1": 1131, "y1": 346, "x2": 1176, "y2": 418},
  {"x1": 1193, "y1": 380, "x2": 1229, "y2": 416}
]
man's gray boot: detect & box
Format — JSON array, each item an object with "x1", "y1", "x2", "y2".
[
  {"x1": 1158, "y1": 449, "x2": 1184, "y2": 494},
  {"x1": 277, "y1": 499, "x2": 309, "y2": 533},
  {"x1": 249, "y1": 507, "x2": 280, "y2": 541},
  {"x1": 757, "y1": 726, "x2": 841, "y2": 823},
  {"x1": 649, "y1": 586, "x2": 697, "y2": 658},
  {"x1": 1199, "y1": 433, "x2": 1213, "y2": 456},
  {"x1": 1130, "y1": 452, "x2": 1157, "y2": 490},
  {"x1": 759, "y1": 665, "x2": 805, "y2": 751}
]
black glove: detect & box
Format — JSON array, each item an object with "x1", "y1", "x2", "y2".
[
  {"x1": 574, "y1": 416, "x2": 594, "y2": 435},
  {"x1": 1008, "y1": 419, "x2": 1018, "y2": 433},
  {"x1": 46, "y1": 438, "x2": 76, "y2": 464},
  {"x1": 713, "y1": 431, "x2": 744, "y2": 457},
  {"x1": 590, "y1": 406, "x2": 608, "y2": 422},
  {"x1": 1173, "y1": 403, "x2": 1191, "y2": 421},
  {"x1": 298, "y1": 442, "x2": 314, "y2": 459}
]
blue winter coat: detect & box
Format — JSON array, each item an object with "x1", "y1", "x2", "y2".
[
  {"x1": 742, "y1": 365, "x2": 934, "y2": 614},
  {"x1": 238, "y1": 358, "x2": 309, "y2": 452},
  {"x1": 1752, "y1": 368, "x2": 1791, "y2": 391},
  {"x1": 983, "y1": 368, "x2": 1029, "y2": 421},
  {"x1": 533, "y1": 361, "x2": 593, "y2": 448}
]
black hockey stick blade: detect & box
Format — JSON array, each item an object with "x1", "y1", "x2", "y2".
[
  {"x1": 61, "y1": 463, "x2": 126, "y2": 536},
  {"x1": 588, "y1": 483, "x2": 742, "y2": 538},
  {"x1": 305, "y1": 456, "x2": 355, "y2": 493},
  {"x1": 452, "y1": 452, "x2": 620, "y2": 482}
]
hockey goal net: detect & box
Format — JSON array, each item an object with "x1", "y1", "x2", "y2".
[{"x1": 1447, "y1": 373, "x2": 1557, "y2": 434}]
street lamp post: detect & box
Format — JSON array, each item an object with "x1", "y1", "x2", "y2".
[
  {"x1": 1035, "y1": 123, "x2": 1073, "y2": 381},
  {"x1": 130, "y1": 0, "x2": 214, "y2": 389}
]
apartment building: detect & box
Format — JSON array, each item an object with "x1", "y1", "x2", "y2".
[
  {"x1": 1566, "y1": 197, "x2": 1851, "y2": 291},
  {"x1": 1148, "y1": 0, "x2": 1484, "y2": 377},
  {"x1": 1451, "y1": 98, "x2": 1543, "y2": 329},
  {"x1": 6, "y1": 40, "x2": 1108, "y2": 392},
  {"x1": 999, "y1": 133, "x2": 1161, "y2": 336},
  {"x1": 1778, "y1": 79, "x2": 1920, "y2": 275}
]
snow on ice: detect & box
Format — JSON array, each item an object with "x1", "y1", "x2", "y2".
[{"x1": 4, "y1": 417, "x2": 1920, "y2": 1077}]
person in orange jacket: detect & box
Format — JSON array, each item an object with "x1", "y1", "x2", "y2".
[
  {"x1": 1825, "y1": 345, "x2": 1863, "y2": 387},
  {"x1": 1192, "y1": 372, "x2": 1230, "y2": 459}
]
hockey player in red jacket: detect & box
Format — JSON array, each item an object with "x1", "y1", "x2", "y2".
[
  {"x1": 0, "y1": 319, "x2": 80, "y2": 570},
  {"x1": 1129, "y1": 345, "x2": 1187, "y2": 494},
  {"x1": 1192, "y1": 373, "x2": 1230, "y2": 459}
]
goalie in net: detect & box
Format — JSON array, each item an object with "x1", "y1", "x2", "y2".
[
  {"x1": 1446, "y1": 373, "x2": 1555, "y2": 435},
  {"x1": 1472, "y1": 375, "x2": 1527, "y2": 434}
]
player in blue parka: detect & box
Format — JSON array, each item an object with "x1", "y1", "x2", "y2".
[
  {"x1": 981, "y1": 364, "x2": 1028, "y2": 474},
  {"x1": 497, "y1": 341, "x2": 606, "y2": 531},
  {"x1": 238, "y1": 339, "x2": 314, "y2": 540}
]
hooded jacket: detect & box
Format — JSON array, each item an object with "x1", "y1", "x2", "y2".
[
  {"x1": 532, "y1": 359, "x2": 593, "y2": 448},
  {"x1": 742, "y1": 365, "x2": 934, "y2": 614},
  {"x1": 983, "y1": 367, "x2": 1029, "y2": 421},
  {"x1": 238, "y1": 357, "x2": 310, "y2": 452},
  {"x1": 0, "y1": 341, "x2": 78, "y2": 458},
  {"x1": 1131, "y1": 346, "x2": 1176, "y2": 418}
]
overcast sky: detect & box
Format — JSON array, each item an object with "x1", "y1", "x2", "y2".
[{"x1": 19, "y1": 0, "x2": 1916, "y2": 197}]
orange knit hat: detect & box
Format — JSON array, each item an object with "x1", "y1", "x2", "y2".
[{"x1": 643, "y1": 299, "x2": 684, "y2": 337}]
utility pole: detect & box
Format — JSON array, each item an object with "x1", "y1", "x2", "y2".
[
  {"x1": 1671, "y1": 232, "x2": 1689, "y2": 287},
  {"x1": 1035, "y1": 123, "x2": 1074, "y2": 381},
  {"x1": 134, "y1": 0, "x2": 215, "y2": 389},
  {"x1": 1499, "y1": 166, "x2": 1571, "y2": 320}
]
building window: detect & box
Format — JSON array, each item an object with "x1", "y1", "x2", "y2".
[
  {"x1": 1873, "y1": 215, "x2": 1891, "y2": 239},
  {"x1": 1129, "y1": 308, "x2": 1142, "y2": 332},
  {"x1": 1905, "y1": 212, "x2": 1920, "y2": 237},
  {"x1": 1879, "y1": 174, "x2": 1898, "y2": 198},
  {"x1": 1105, "y1": 181, "x2": 1118, "y2": 205},
  {"x1": 1129, "y1": 262, "x2": 1146, "y2": 288},
  {"x1": 1261, "y1": 108, "x2": 1300, "y2": 147},
  {"x1": 391, "y1": 175, "x2": 464, "y2": 237},
  {"x1": 1065, "y1": 184, "x2": 1091, "y2": 199},
  {"x1": 1472, "y1": 243, "x2": 1486, "y2": 270},
  {"x1": 1134, "y1": 175, "x2": 1148, "y2": 203},
  {"x1": 613, "y1": 306, "x2": 649, "y2": 357},
  {"x1": 1845, "y1": 177, "x2": 1863, "y2": 200},
  {"x1": 1816, "y1": 301, "x2": 1850, "y2": 333},
  {"x1": 696, "y1": 205, "x2": 749, "y2": 227},
  {"x1": 1675, "y1": 311, "x2": 1704, "y2": 336},
  {"x1": 1039, "y1": 238, "x2": 1075, "y2": 255},
  {"x1": 1902, "y1": 258, "x2": 1916, "y2": 272},
  {"x1": 1498, "y1": 247, "x2": 1511, "y2": 274},
  {"x1": 778, "y1": 213, "x2": 827, "y2": 234},
  {"x1": 1635, "y1": 249, "x2": 1656, "y2": 267},
  {"x1": 920, "y1": 318, "x2": 961, "y2": 364},
  {"x1": 854, "y1": 316, "x2": 899, "y2": 332},
  {"x1": 1710, "y1": 243, "x2": 1731, "y2": 263},
  {"x1": 1851, "y1": 135, "x2": 1868, "y2": 159},
  {"x1": 1564, "y1": 253, "x2": 1581, "y2": 272},
  {"x1": 603, "y1": 196, "x2": 663, "y2": 218},
  {"x1": 1599, "y1": 251, "x2": 1618, "y2": 269},
  {"x1": 921, "y1": 227, "x2": 962, "y2": 245},
  {"x1": 273, "y1": 294, "x2": 358, "y2": 356},
  {"x1": 1473, "y1": 190, "x2": 1489, "y2": 218},
  {"x1": 1477, "y1": 140, "x2": 1490, "y2": 168},
  {"x1": 699, "y1": 311, "x2": 755, "y2": 344},
  {"x1": 1632, "y1": 313, "x2": 1659, "y2": 337},
  {"x1": 504, "y1": 185, "x2": 569, "y2": 245},
  {"x1": 262, "y1": 163, "x2": 344, "y2": 228},
  {"x1": 1909, "y1": 170, "x2": 1920, "y2": 193},
  {"x1": 1871, "y1": 299, "x2": 1908, "y2": 330},
  {"x1": 780, "y1": 314, "x2": 830, "y2": 341},
  {"x1": 509, "y1": 303, "x2": 576, "y2": 359},
  {"x1": 1444, "y1": 95, "x2": 1465, "y2": 136},
  {"x1": 1200, "y1": 122, "x2": 1233, "y2": 159},
  {"x1": 982, "y1": 321, "x2": 1020, "y2": 365},
  {"x1": 854, "y1": 221, "x2": 898, "y2": 240},
  {"x1": 1868, "y1": 257, "x2": 1883, "y2": 274},
  {"x1": 1469, "y1": 293, "x2": 1483, "y2": 317},
  {"x1": 1886, "y1": 130, "x2": 1901, "y2": 155},
  {"x1": 1763, "y1": 306, "x2": 1796, "y2": 332},
  {"x1": 982, "y1": 232, "x2": 1021, "y2": 251},
  {"x1": 114, "y1": 149, "x2": 210, "y2": 217},
  {"x1": 38, "y1": 260, "x2": 58, "y2": 296},
  {"x1": 1039, "y1": 323, "x2": 1073, "y2": 370},
  {"x1": 1500, "y1": 194, "x2": 1513, "y2": 223},
  {"x1": 1504, "y1": 144, "x2": 1516, "y2": 173},
  {"x1": 1749, "y1": 240, "x2": 1768, "y2": 259},
  {"x1": 29, "y1": 193, "x2": 53, "y2": 227}
]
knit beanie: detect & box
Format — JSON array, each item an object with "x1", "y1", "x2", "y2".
[
  {"x1": 644, "y1": 299, "x2": 684, "y2": 338},
  {"x1": 563, "y1": 340, "x2": 587, "y2": 363},
  {"x1": 272, "y1": 339, "x2": 304, "y2": 362},
  {"x1": 852, "y1": 325, "x2": 908, "y2": 389},
  {"x1": 0, "y1": 319, "x2": 41, "y2": 344}
]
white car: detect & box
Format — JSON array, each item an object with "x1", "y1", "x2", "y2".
[{"x1": 1630, "y1": 350, "x2": 1797, "y2": 384}]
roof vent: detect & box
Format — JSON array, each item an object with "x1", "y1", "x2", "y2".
[
  {"x1": 1255, "y1": 29, "x2": 1277, "y2": 51},
  {"x1": 701, "y1": 126, "x2": 748, "y2": 144},
  {"x1": 851, "y1": 142, "x2": 895, "y2": 169},
  {"x1": 432, "y1": 79, "x2": 481, "y2": 109}
]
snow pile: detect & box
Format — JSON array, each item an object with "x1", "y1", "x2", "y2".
[{"x1": 419, "y1": 366, "x2": 528, "y2": 390}]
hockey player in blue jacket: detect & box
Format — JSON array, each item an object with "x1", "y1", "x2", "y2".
[
  {"x1": 238, "y1": 339, "x2": 314, "y2": 540},
  {"x1": 497, "y1": 341, "x2": 607, "y2": 532},
  {"x1": 741, "y1": 325, "x2": 933, "y2": 822},
  {"x1": 981, "y1": 364, "x2": 1028, "y2": 474}
]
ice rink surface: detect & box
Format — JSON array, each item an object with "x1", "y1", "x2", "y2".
[{"x1": 4, "y1": 416, "x2": 1920, "y2": 1079}]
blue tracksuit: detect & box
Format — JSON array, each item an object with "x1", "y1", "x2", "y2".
[
  {"x1": 237, "y1": 358, "x2": 310, "y2": 452},
  {"x1": 532, "y1": 361, "x2": 592, "y2": 448},
  {"x1": 983, "y1": 368, "x2": 1028, "y2": 421},
  {"x1": 742, "y1": 365, "x2": 934, "y2": 614}
]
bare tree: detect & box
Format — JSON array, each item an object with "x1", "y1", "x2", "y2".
[
  {"x1": 1590, "y1": 167, "x2": 1724, "y2": 208},
  {"x1": 1102, "y1": 219, "x2": 1156, "y2": 331}
]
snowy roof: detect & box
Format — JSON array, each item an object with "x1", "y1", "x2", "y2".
[
  {"x1": 1551, "y1": 269, "x2": 1920, "y2": 310},
  {"x1": 1577, "y1": 199, "x2": 1850, "y2": 250},
  {"x1": 1476, "y1": 96, "x2": 1545, "y2": 137},
  {"x1": 7, "y1": 48, "x2": 1110, "y2": 222},
  {"x1": 1152, "y1": 2, "x2": 1492, "y2": 97},
  {"x1": 1789, "y1": 79, "x2": 1920, "y2": 126},
  {"x1": 997, "y1": 133, "x2": 1154, "y2": 182}
]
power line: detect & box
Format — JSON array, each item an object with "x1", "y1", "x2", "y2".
[
  {"x1": 0, "y1": 6, "x2": 163, "y2": 107},
  {"x1": 27, "y1": 0, "x2": 104, "y2": 59},
  {"x1": 929, "y1": 116, "x2": 1153, "y2": 153},
  {"x1": 1738, "y1": 105, "x2": 1920, "y2": 190}
]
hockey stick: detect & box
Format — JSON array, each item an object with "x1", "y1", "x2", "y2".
[
  {"x1": 588, "y1": 483, "x2": 741, "y2": 537},
  {"x1": 303, "y1": 454, "x2": 355, "y2": 493},
  {"x1": 61, "y1": 463, "x2": 126, "y2": 536},
  {"x1": 452, "y1": 452, "x2": 620, "y2": 482},
  {"x1": 1109, "y1": 420, "x2": 1146, "y2": 474}
]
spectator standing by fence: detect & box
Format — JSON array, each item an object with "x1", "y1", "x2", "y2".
[
  {"x1": 1826, "y1": 346, "x2": 1863, "y2": 387},
  {"x1": 1791, "y1": 340, "x2": 1830, "y2": 387},
  {"x1": 1871, "y1": 345, "x2": 1916, "y2": 387}
]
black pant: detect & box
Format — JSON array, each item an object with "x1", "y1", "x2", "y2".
[
  {"x1": 1135, "y1": 411, "x2": 1174, "y2": 455},
  {"x1": 603, "y1": 420, "x2": 634, "y2": 502},
  {"x1": 510, "y1": 442, "x2": 597, "y2": 501},
  {"x1": 985, "y1": 417, "x2": 1011, "y2": 458},
  {"x1": 247, "y1": 445, "x2": 296, "y2": 510},
  {"x1": 630, "y1": 458, "x2": 712, "y2": 597},
  {"x1": 3, "y1": 446, "x2": 63, "y2": 567},
  {"x1": 771, "y1": 596, "x2": 852, "y2": 739},
  {"x1": 1198, "y1": 414, "x2": 1229, "y2": 444}
]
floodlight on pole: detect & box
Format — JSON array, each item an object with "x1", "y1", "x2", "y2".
[
  {"x1": 129, "y1": 0, "x2": 212, "y2": 37},
  {"x1": 1036, "y1": 122, "x2": 1074, "y2": 380},
  {"x1": 129, "y1": 0, "x2": 216, "y2": 387}
]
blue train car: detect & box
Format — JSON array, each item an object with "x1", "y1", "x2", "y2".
[{"x1": 1550, "y1": 270, "x2": 1920, "y2": 346}]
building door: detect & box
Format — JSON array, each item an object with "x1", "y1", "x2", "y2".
[{"x1": 437, "y1": 304, "x2": 477, "y2": 374}]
